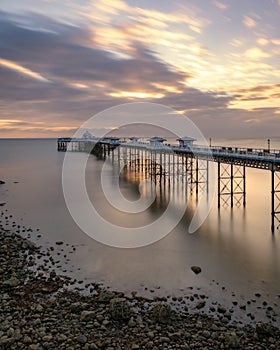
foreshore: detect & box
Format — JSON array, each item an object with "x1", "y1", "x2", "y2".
[{"x1": 0, "y1": 207, "x2": 279, "y2": 350}]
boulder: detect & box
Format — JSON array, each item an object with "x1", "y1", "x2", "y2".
[
  {"x1": 191, "y1": 266, "x2": 202, "y2": 275},
  {"x1": 152, "y1": 303, "x2": 172, "y2": 324},
  {"x1": 109, "y1": 298, "x2": 131, "y2": 320}
]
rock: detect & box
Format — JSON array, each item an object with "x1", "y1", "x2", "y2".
[
  {"x1": 29, "y1": 345, "x2": 40, "y2": 350},
  {"x1": 0, "y1": 336, "x2": 12, "y2": 348},
  {"x1": 255, "y1": 322, "x2": 275, "y2": 337},
  {"x1": 81, "y1": 310, "x2": 95, "y2": 322},
  {"x1": 128, "y1": 318, "x2": 136, "y2": 327},
  {"x1": 49, "y1": 270, "x2": 56, "y2": 279},
  {"x1": 57, "y1": 334, "x2": 67, "y2": 342},
  {"x1": 211, "y1": 324, "x2": 219, "y2": 331},
  {"x1": 23, "y1": 335, "x2": 32, "y2": 344},
  {"x1": 159, "y1": 336, "x2": 170, "y2": 343},
  {"x1": 168, "y1": 331, "x2": 182, "y2": 341},
  {"x1": 225, "y1": 332, "x2": 240, "y2": 348},
  {"x1": 217, "y1": 306, "x2": 227, "y2": 314},
  {"x1": 6, "y1": 328, "x2": 14, "y2": 337},
  {"x1": 109, "y1": 298, "x2": 131, "y2": 320},
  {"x1": 103, "y1": 319, "x2": 110, "y2": 326},
  {"x1": 3, "y1": 276, "x2": 21, "y2": 287},
  {"x1": 97, "y1": 291, "x2": 116, "y2": 303},
  {"x1": 70, "y1": 302, "x2": 85, "y2": 312},
  {"x1": 202, "y1": 330, "x2": 211, "y2": 339},
  {"x1": 191, "y1": 266, "x2": 202, "y2": 275},
  {"x1": 0, "y1": 180, "x2": 5, "y2": 184},
  {"x1": 152, "y1": 303, "x2": 172, "y2": 324},
  {"x1": 147, "y1": 332, "x2": 154, "y2": 339},
  {"x1": 55, "y1": 241, "x2": 64, "y2": 245},
  {"x1": 22, "y1": 240, "x2": 37, "y2": 251},
  {"x1": 87, "y1": 344, "x2": 98, "y2": 350},
  {"x1": 196, "y1": 301, "x2": 206, "y2": 309},
  {"x1": 42, "y1": 335, "x2": 52, "y2": 342},
  {"x1": 77, "y1": 334, "x2": 87, "y2": 344}
]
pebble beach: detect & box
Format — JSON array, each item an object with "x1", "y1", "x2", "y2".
[{"x1": 1, "y1": 202, "x2": 280, "y2": 350}]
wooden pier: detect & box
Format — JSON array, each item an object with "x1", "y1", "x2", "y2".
[{"x1": 57, "y1": 137, "x2": 280, "y2": 233}]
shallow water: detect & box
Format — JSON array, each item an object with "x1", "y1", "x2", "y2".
[{"x1": 0, "y1": 138, "x2": 280, "y2": 325}]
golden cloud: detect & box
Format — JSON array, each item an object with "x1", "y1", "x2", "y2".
[
  {"x1": 0, "y1": 58, "x2": 49, "y2": 82},
  {"x1": 243, "y1": 15, "x2": 257, "y2": 28},
  {"x1": 230, "y1": 84, "x2": 280, "y2": 110},
  {"x1": 108, "y1": 91, "x2": 165, "y2": 99},
  {"x1": 257, "y1": 38, "x2": 269, "y2": 46},
  {"x1": 244, "y1": 47, "x2": 270, "y2": 59}
]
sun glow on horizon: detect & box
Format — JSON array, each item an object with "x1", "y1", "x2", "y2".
[{"x1": 108, "y1": 91, "x2": 165, "y2": 99}]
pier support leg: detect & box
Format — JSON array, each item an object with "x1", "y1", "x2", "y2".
[
  {"x1": 196, "y1": 157, "x2": 199, "y2": 196},
  {"x1": 230, "y1": 163, "x2": 234, "y2": 207},
  {"x1": 218, "y1": 162, "x2": 221, "y2": 208},
  {"x1": 271, "y1": 168, "x2": 280, "y2": 233},
  {"x1": 217, "y1": 162, "x2": 246, "y2": 208},
  {"x1": 243, "y1": 165, "x2": 246, "y2": 207}
]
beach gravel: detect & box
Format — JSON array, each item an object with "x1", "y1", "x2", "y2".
[{"x1": 0, "y1": 225, "x2": 280, "y2": 349}]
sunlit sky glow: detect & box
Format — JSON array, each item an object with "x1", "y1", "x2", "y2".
[{"x1": 0, "y1": 0, "x2": 280, "y2": 138}]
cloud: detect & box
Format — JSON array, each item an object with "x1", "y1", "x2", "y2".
[
  {"x1": 243, "y1": 15, "x2": 257, "y2": 28},
  {"x1": 0, "y1": 12, "x2": 191, "y2": 96},
  {"x1": 230, "y1": 38, "x2": 244, "y2": 47},
  {"x1": 213, "y1": 1, "x2": 228, "y2": 10},
  {"x1": 0, "y1": 57, "x2": 50, "y2": 82},
  {"x1": 257, "y1": 38, "x2": 269, "y2": 46},
  {"x1": 188, "y1": 106, "x2": 280, "y2": 138},
  {"x1": 83, "y1": 0, "x2": 210, "y2": 49},
  {"x1": 244, "y1": 47, "x2": 270, "y2": 59},
  {"x1": 229, "y1": 84, "x2": 280, "y2": 109}
]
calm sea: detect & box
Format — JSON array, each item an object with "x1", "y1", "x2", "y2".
[{"x1": 0, "y1": 138, "x2": 280, "y2": 325}]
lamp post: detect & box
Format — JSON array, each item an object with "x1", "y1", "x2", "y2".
[{"x1": 268, "y1": 139, "x2": 270, "y2": 152}]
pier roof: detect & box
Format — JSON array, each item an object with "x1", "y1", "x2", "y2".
[
  {"x1": 176, "y1": 136, "x2": 196, "y2": 142},
  {"x1": 148, "y1": 137, "x2": 167, "y2": 143}
]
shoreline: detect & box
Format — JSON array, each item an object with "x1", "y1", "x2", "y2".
[{"x1": 1, "y1": 210, "x2": 280, "y2": 349}]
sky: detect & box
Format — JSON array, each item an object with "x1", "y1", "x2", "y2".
[{"x1": 0, "y1": 0, "x2": 280, "y2": 138}]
